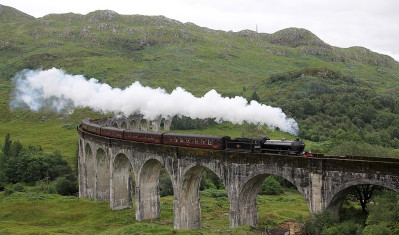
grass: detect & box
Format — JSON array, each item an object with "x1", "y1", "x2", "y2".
[{"x1": 0, "y1": 188, "x2": 309, "y2": 234}]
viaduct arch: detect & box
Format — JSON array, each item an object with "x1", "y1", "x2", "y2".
[{"x1": 78, "y1": 120, "x2": 399, "y2": 230}]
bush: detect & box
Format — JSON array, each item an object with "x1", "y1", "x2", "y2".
[
  {"x1": 55, "y1": 177, "x2": 78, "y2": 196},
  {"x1": 159, "y1": 169, "x2": 173, "y2": 197},
  {"x1": 0, "y1": 168, "x2": 6, "y2": 191},
  {"x1": 260, "y1": 176, "x2": 283, "y2": 195},
  {"x1": 305, "y1": 210, "x2": 339, "y2": 235},
  {"x1": 30, "y1": 179, "x2": 57, "y2": 194},
  {"x1": 3, "y1": 186, "x2": 14, "y2": 196},
  {"x1": 200, "y1": 177, "x2": 216, "y2": 190},
  {"x1": 200, "y1": 168, "x2": 224, "y2": 191},
  {"x1": 200, "y1": 188, "x2": 228, "y2": 198},
  {"x1": 363, "y1": 191, "x2": 399, "y2": 234},
  {"x1": 13, "y1": 183, "x2": 24, "y2": 192},
  {"x1": 362, "y1": 222, "x2": 397, "y2": 235},
  {"x1": 1, "y1": 135, "x2": 72, "y2": 185},
  {"x1": 171, "y1": 116, "x2": 216, "y2": 130},
  {"x1": 322, "y1": 221, "x2": 363, "y2": 235}
]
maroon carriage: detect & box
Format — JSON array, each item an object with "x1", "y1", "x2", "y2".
[
  {"x1": 124, "y1": 130, "x2": 163, "y2": 144},
  {"x1": 81, "y1": 118, "x2": 101, "y2": 135},
  {"x1": 163, "y1": 133, "x2": 229, "y2": 150},
  {"x1": 101, "y1": 126, "x2": 124, "y2": 139}
]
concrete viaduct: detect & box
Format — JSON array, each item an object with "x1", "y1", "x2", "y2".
[{"x1": 78, "y1": 118, "x2": 399, "y2": 230}]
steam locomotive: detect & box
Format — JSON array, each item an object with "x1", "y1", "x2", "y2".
[{"x1": 80, "y1": 119, "x2": 305, "y2": 155}]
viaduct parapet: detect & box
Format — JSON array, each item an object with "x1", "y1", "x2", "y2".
[
  {"x1": 103, "y1": 114, "x2": 173, "y2": 132},
  {"x1": 78, "y1": 119, "x2": 399, "y2": 230}
]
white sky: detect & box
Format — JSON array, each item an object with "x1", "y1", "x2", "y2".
[{"x1": 1, "y1": 0, "x2": 399, "y2": 61}]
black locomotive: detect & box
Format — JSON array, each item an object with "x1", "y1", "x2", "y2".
[{"x1": 225, "y1": 137, "x2": 305, "y2": 155}]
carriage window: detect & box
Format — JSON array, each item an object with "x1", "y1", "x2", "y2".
[
  {"x1": 186, "y1": 138, "x2": 190, "y2": 143},
  {"x1": 208, "y1": 140, "x2": 213, "y2": 145},
  {"x1": 175, "y1": 138, "x2": 178, "y2": 142},
  {"x1": 201, "y1": 139, "x2": 205, "y2": 144},
  {"x1": 195, "y1": 138, "x2": 199, "y2": 144}
]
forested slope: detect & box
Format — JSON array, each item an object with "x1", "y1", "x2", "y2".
[{"x1": 1, "y1": 4, "x2": 398, "y2": 156}]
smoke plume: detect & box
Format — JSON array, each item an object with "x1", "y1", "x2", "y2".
[{"x1": 10, "y1": 68, "x2": 299, "y2": 135}]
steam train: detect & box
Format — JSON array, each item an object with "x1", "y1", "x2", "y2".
[{"x1": 80, "y1": 119, "x2": 305, "y2": 155}]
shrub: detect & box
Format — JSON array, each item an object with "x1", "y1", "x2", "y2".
[
  {"x1": 159, "y1": 169, "x2": 173, "y2": 197},
  {"x1": 3, "y1": 185, "x2": 14, "y2": 196},
  {"x1": 0, "y1": 168, "x2": 6, "y2": 191},
  {"x1": 261, "y1": 176, "x2": 283, "y2": 195},
  {"x1": 304, "y1": 210, "x2": 339, "y2": 235},
  {"x1": 30, "y1": 179, "x2": 57, "y2": 194},
  {"x1": 363, "y1": 191, "x2": 399, "y2": 234},
  {"x1": 13, "y1": 183, "x2": 24, "y2": 192},
  {"x1": 200, "y1": 177, "x2": 216, "y2": 190},
  {"x1": 201, "y1": 188, "x2": 228, "y2": 198},
  {"x1": 55, "y1": 177, "x2": 78, "y2": 196},
  {"x1": 322, "y1": 221, "x2": 363, "y2": 235}
]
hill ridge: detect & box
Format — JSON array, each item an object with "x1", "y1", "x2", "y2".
[
  {"x1": 0, "y1": 4, "x2": 396, "y2": 66},
  {"x1": 0, "y1": 4, "x2": 35, "y2": 21}
]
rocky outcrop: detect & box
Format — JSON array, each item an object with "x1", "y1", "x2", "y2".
[
  {"x1": 86, "y1": 10, "x2": 119, "y2": 23},
  {"x1": 268, "y1": 28, "x2": 332, "y2": 49}
]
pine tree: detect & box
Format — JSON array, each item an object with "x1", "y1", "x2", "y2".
[
  {"x1": 2, "y1": 133, "x2": 11, "y2": 157},
  {"x1": 250, "y1": 91, "x2": 260, "y2": 102}
]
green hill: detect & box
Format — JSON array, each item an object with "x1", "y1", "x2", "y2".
[
  {"x1": 0, "y1": 4, "x2": 398, "y2": 234},
  {"x1": 0, "y1": 4, "x2": 398, "y2": 158}
]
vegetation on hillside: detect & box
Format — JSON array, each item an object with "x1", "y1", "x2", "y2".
[
  {"x1": 1, "y1": 4, "x2": 398, "y2": 158},
  {"x1": 304, "y1": 190, "x2": 399, "y2": 235},
  {"x1": 261, "y1": 68, "x2": 399, "y2": 150},
  {"x1": 0, "y1": 134, "x2": 77, "y2": 195},
  {"x1": 0, "y1": 4, "x2": 398, "y2": 234}
]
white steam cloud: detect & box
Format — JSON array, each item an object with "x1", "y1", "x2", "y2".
[{"x1": 10, "y1": 68, "x2": 299, "y2": 135}]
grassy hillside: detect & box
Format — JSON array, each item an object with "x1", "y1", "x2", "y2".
[
  {"x1": 1, "y1": 4, "x2": 399, "y2": 159},
  {"x1": 0, "y1": 4, "x2": 398, "y2": 234},
  {"x1": 1, "y1": 4, "x2": 399, "y2": 156}
]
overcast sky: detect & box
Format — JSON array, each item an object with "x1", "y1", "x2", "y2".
[{"x1": 2, "y1": 0, "x2": 399, "y2": 61}]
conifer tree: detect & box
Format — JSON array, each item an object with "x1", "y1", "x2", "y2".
[{"x1": 2, "y1": 133, "x2": 11, "y2": 157}]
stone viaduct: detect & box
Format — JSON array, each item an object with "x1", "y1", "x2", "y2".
[{"x1": 78, "y1": 118, "x2": 399, "y2": 230}]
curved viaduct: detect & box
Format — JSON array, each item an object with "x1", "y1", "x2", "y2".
[{"x1": 78, "y1": 120, "x2": 399, "y2": 230}]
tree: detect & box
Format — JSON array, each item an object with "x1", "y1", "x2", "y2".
[
  {"x1": 322, "y1": 221, "x2": 363, "y2": 235},
  {"x1": 304, "y1": 210, "x2": 339, "y2": 235},
  {"x1": 10, "y1": 140, "x2": 23, "y2": 158},
  {"x1": 2, "y1": 133, "x2": 11, "y2": 157},
  {"x1": 349, "y1": 185, "x2": 381, "y2": 213},
  {"x1": 0, "y1": 168, "x2": 6, "y2": 190},
  {"x1": 261, "y1": 175, "x2": 283, "y2": 195},
  {"x1": 363, "y1": 191, "x2": 399, "y2": 235},
  {"x1": 250, "y1": 91, "x2": 260, "y2": 102},
  {"x1": 55, "y1": 177, "x2": 78, "y2": 196},
  {"x1": 159, "y1": 168, "x2": 173, "y2": 196},
  {"x1": 392, "y1": 128, "x2": 399, "y2": 139},
  {"x1": 1, "y1": 136, "x2": 72, "y2": 184}
]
